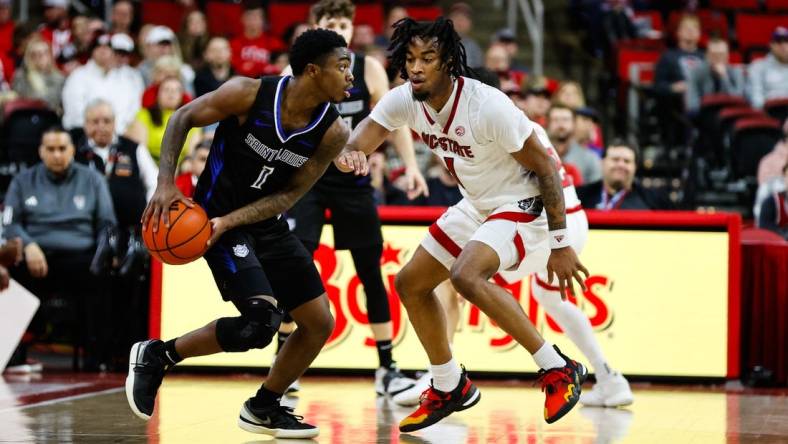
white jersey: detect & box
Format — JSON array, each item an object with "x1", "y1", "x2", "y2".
[{"x1": 371, "y1": 76, "x2": 541, "y2": 210}]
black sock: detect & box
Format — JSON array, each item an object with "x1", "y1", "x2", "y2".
[
  {"x1": 276, "y1": 331, "x2": 290, "y2": 354},
  {"x1": 251, "y1": 384, "x2": 283, "y2": 409},
  {"x1": 162, "y1": 339, "x2": 183, "y2": 365},
  {"x1": 376, "y1": 339, "x2": 394, "y2": 369}
]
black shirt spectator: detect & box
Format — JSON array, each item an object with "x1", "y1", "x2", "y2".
[
  {"x1": 577, "y1": 139, "x2": 672, "y2": 210},
  {"x1": 194, "y1": 37, "x2": 234, "y2": 97}
]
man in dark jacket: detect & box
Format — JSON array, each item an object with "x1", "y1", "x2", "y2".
[
  {"x1": 6, "y1": 127, "x2": 117, "y2": 370},
  {"x1": 578, "y1": 139, "x2": 673, "y2": 210}
]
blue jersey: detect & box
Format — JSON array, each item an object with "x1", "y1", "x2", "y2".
[{"x1": 194, "y1": 76, "x2": 340, "y2": 226}]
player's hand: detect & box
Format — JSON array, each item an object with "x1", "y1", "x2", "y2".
[
  {"x1": 206, "y1": 216, "x2": 230, "y2": 248},
  {"x1": 404, "y1": 166, "x2": 429, "y2": 200},
  {"x1": 335, "y1": 150, "x2": 369, "y2": 176},
  {"x1": 546, "y1": 247, "x2": 589, "y2": 300},
  {"x1": 0, "y1": 265, "x2": 9, "y2": 290},
  {"x1": 141, "y1": 181, "x2": 194, "y2": 233},
  {"x1": 24, "y1": 243, "x2": 48, "y2": 278}
]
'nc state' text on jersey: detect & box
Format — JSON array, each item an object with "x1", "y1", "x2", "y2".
[
  {"x1": 420, "y1": 132, "x2": 475, "y2": 158},
  {"x1": 245, "y1": 133, "x2": 308, "y2": 167}
]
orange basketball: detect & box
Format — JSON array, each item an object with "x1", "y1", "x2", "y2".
[{"x1": 142, "y1": 201, "x2": 212, "y2": 265}]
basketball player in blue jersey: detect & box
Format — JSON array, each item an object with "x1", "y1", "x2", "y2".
[
  {"x1": 277, "y1": 0, "x2": 427, "y2": 398},
  {"x1": 125, "y1": 29, "x2": 363, "y2": 439}
]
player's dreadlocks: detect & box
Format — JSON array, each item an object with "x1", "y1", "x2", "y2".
[{"x1": 387, "y1": 17, "x2": 471, "y2": 81}]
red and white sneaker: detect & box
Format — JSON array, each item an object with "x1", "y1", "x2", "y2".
[
  {"x1": 538, "y1": 346, "x2": 588, "y2": 424},
  {"x1": 398, "y1": 368, "x2": 480, "y2": 433}
]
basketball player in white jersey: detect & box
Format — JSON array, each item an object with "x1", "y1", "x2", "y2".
[
  {"x1": 390, "y1": 120, "x2": 634, "y2": 409},
  {"x1": 337, "y1": 17, "x2": 590, "y2": 431}
]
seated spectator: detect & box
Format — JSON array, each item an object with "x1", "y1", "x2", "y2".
[
  {"x1": 5, "y1": 127, "x2": 117, "y2": 370},
  {"x1": 485, "y1": 43, "x2": 525, "y2": 93},
  {"x1": 126, "y1": 76, "x2": 198, "y2": 164},
  {"x1": 139, "y1": 26, "x2": 195, "y2": 95},
  {"x1": 748, "y1": 26, "x2": 788, "y2": 109},
  {"x1": 686, "y1": 38, "x2": 746, "y2": 114},
  {"x1": 230, "y1": 2, "x2": 284, "y2": 78},
  {"x1": 757, "y1": 162, "x2": 788, "y2": 239},
  {"x1": 0, "y1": 0, "x2": 14, "y2": 58},
  {"x1": 375, "y1": 6, "x2": 408, "y2": 49},
  {"x1": 194, "y1": 37, "x2": 233, "y2": 97},
  {"x1": 578, "y1": 138, "x2": 672, "y2": 209},
  {"x1": 141, "y1": 55, "x2": 192, "y2": 108},
  {"x1": 492, "y1": 28, "x2": 528, "y2": 72},
  {"x1": 175, "y1": 139, "x2": 209, "y2": 198},
  {"x1": 76, "y1": 99, "x2": 157, "y2": 228},
  {"x1": 62, "y1": 33, "x2": 144, "y2": 136},
  {"x1": 12, "y1": 39, "x2": 64, "y2": 113},
  {"x1": 575, "y1": 106, "x2": 604, "y2": 156},
  {"x1": 553, "y1": 81, "x2": 586, "y2": 109},
  {"x1": 758, "y1": 118, "x2": 788, "y2": 185},
  {"x1": 523, "y1": 76, "x2": 553, "y2": 127},
  {"x1": 351, "y1": 24, "x2": 376, "y2": 51},
  {"x1": 422, "y1": 161, "x2": 462, "y2": 207},
  {"x1": 110, "y1": 0, "x2": 135, "y2": 36},
  {"x1": 448, "y1": 3, "x2": 483, "y2": 68},
  {"x1": 654, "y1": 14, "x2": 703, "y2": 148},
  {"x1": 548, "y1": 104, "x2": 602, "y2": 183},
  {"x1": 39, "y1": 0, "x2": 71, "y2": 62},
  {"x1": 179, "y1": 10, "x2": 209, "y2": 69}
]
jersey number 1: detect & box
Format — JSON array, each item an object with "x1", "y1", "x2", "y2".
[{"x1": 250, "y1": 166, "x2": 275, "y2": 189}]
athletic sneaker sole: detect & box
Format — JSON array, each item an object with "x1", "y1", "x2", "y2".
[
  {"x1": 399, "y1": 386, "x2": 481, "y2": 433},
  {"x1": 545, "y1": 362, "x2": 589, "y2": 424},
  {"x1": 238, "y1": 403, "x2": 319, "y2": 439},
  {"x1": 125, "y1": 341, "x2": 151, "y2": 421}
]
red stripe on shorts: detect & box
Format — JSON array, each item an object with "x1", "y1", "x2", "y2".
[
  {"x1": 428, "y1": 223, "x2": 462, "y2": 258},
  {"x1": 485, "y1": 212, "x2": 538, "y2": 223},
  {"x1": 566, "y1": 204, "x2": 583, "y2": 214},
  {"x1": 513, "y1": 231, "x2": 526, "y2": 266}
]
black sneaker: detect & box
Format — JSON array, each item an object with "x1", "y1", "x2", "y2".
[
  {"x1": 125, "y1": 340, "x2": 169, "y2": 420},
  {"x1": 399, "y1": 367, "x2": 481, "y2": 433},
  {"x1": 238, "y1": 399, "x2": 319, "y2": 438}
]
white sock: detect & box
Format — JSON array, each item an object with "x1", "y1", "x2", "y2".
[
  {"x1": 533, "y1": 275, "x2": 614, "y2": 379},
  {"x1": 430, "y1": 358, "x2": 462, "y2": 392},
  {"x1": 532, "y1": 341, "x2": 566, "y2": 370}
]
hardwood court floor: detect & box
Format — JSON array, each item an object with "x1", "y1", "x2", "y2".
[{"x1": 1, "y1": 372, "x2": 787, "y2": 443}]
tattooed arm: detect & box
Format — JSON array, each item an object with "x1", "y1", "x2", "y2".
[
  {"x1": 207, "y1": 118, "x2": 350, "y2": 246},
  {"x1": 142, "y1": 77, "x2": 261, "y2": 231},
  {"x1": 511, "y1": 132, "x2": 588, "y2": 298}
]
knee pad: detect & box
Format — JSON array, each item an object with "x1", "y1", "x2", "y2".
[{"x1": 216, "y1": 297, "x2": 284, "y2": 352}]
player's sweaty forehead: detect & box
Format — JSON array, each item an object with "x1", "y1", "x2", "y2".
[
  {"x1": 334, "y1": 46, "x2": 351, "y2": 63},
  {"x1": 407, "y1": 36, "x2": 441, "y2": 58}
]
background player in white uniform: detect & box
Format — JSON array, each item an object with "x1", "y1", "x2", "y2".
[{"x1": 337, "y1": 18, "x2": 590, "y2": 431}]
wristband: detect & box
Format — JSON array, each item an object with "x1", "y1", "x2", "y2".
[{"x1": 549, "y1": 229, "x2": 570, "y2": 249}]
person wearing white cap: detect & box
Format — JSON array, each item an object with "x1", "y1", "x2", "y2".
[
  {"x1": 138, "y1": 25, "x2": 195, "y2": 96},
  {"x1": 62, "y1": 33, "x2": 144, "y2": 136}
]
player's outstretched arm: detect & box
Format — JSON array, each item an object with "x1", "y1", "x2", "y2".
[
  {"x1": 207, "y1": 118, "x2": 350, "y2": 246},
  {"x1": 511, "y1": 133, "x2": 589, "y2": 297},
  {"x1": 334, "y1": 116, "x2": 391, "y2": 174},
  {"x1": 142, "y1": 77, "x2": 260, "y2": 232}
]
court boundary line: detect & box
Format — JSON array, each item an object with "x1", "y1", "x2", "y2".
[{"x1": 0, "y1": 387, "x2": 124, "y2": 413}]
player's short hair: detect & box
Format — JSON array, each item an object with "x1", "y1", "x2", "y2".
[
  {"x1": 388, "y1": 17, "x2": 472, "y2": 81},
  {"x1": 290, "y1": 28, "x2": 348, "y2": 76},
  {"x1": 605, "y1": 137, "x2": 640, "y2": 163},
  {"x1": 311, "y1": 0, "x2": 355, "y2": 22}
]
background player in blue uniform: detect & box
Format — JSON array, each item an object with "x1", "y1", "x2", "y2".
[
  {"x1": 279, "y1": 0, "x2": 428, "y2": 398},
  {"x1": 125, "y1": 29, "x2": 363, "y2": 439}
]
